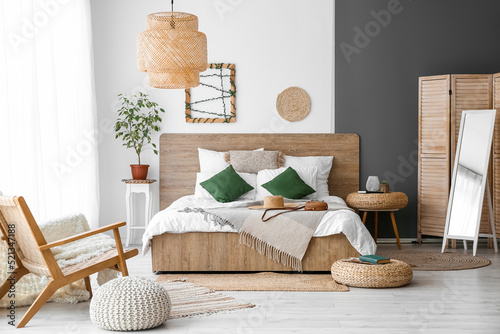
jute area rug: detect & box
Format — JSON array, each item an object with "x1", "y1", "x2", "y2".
[
  {"x1": 159, "y1": 279, "x2": 255, "y2": 319},
  {"x1": 157, "y1": 272, "x2": 349, "y2": 292},
  {"x1": 377, "y1": 250, "x2": 491, "y2": 271}
]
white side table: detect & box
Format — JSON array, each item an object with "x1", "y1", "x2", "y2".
[{"x1": 122, "y1": 179, "x2": 156, "y2": 247}]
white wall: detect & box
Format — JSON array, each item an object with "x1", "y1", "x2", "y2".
[{"x1": 91, "y1": 0, "x2": 334, "y2": 239}]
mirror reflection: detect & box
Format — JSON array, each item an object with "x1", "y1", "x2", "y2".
[{"x1": 448, "y1": 165, "x2": 483, "y2": 238}]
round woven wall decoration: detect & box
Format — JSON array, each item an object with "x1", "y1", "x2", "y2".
[{"x1": 276, "y1": 87, "x2": 311, "y2": 122}]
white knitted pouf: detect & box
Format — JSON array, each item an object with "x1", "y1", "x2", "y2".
[{"x1": 90, "y1": 277, "x2": 171, "y2": 331}]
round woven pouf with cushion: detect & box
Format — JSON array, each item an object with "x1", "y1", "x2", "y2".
[
  {"x1": 331, "y1": 259, "x2": 413, "y2": 288},
  {"x1": 90, "y1": 276, "x2": 171, "y2": 331}
]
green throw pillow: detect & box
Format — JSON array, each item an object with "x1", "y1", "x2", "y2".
[
  {"x1": 200, "y1": 165, "x2": 254, "y2": 203},
  {"x1": 261, "y1": 167, "x2": 315, "y2": 199}
]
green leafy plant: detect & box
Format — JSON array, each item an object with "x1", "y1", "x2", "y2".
[
  {"x1": 114, "y1": 92, "x2": 165, "y2": 164},
  {"x1": 381, "y1": 180, "x2": 388, "y2": 184}
]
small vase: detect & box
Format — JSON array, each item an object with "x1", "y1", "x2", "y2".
[
  {"x1": 366, "y1": 176, "x2": 380, "y2": 192},
  {"x1": 380, "y1": 183, "x2": 390, "y2": 193},
  {"x1": 130, "y1": 164, "x2": 149, "y2": 180}
]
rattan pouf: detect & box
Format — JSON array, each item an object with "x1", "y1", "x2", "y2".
[
  {"x1": 331, "y1": 259, "x2": 413, "y2": 288},
  {"x1": 90, "y1": 277, "x2": 171, "y2": 331}
]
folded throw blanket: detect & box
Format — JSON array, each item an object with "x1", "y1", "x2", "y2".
[{"x1": 182, "y1": 203, "x2": 351, "y2": 271}]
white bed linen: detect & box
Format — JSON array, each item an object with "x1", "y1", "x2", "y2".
[{"x1": 142, "y1": 195, "x2": 377, "y2": 256}]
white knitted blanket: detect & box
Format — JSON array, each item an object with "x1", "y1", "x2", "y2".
[{"x1": 0, "y1": 214, "x2": 118, "y2": 308}]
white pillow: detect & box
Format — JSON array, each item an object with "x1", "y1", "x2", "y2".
[
  {"x1": 198, "y1": 148, "x2": 264, "y2": 174},
  {"x1": 195, "y1": 171, "x2": 257, "y2": 201},
  {"x1": 256, "y1": 166, "x2": 318, "y2": 201},
  {"x1": 284, "y1": 155, "x2": 334, "y2": 198}
]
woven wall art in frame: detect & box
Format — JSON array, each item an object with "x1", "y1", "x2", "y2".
[{"x1": 185, "y1": 63, "x2": 236, "y2": 123}]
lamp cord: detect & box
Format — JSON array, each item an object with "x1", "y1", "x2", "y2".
[{"x1": 170, "y1": 0, "x2": 175, "y2": 29}]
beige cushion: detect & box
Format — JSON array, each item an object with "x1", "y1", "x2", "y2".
[
  {"x1": 198, "y1": 148, "x2": 264, "y2": 174},
  {"x1": 227, "y1": 150, "x2": 284, "y2": 173}
]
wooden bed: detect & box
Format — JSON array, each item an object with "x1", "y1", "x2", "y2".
[{"x1": 152, "y1": 133, "x2": 360, "y2": 272}]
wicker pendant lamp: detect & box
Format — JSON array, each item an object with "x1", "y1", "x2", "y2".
[{"x1": 137, "y1": 1, "x2": 208, "y2": 89}]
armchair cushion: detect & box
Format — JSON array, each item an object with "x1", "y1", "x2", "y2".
[
  {"x1": 40, "y1": 214, "x2": 116, "y2": 269},
  {"x1": 39, "y1": 213, "x2": 90, "y2": 243},
  {"x1": 0, "y1": 213, "x2": 118, "y2": 308}
]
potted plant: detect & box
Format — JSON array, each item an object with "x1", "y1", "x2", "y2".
[
  {"x1": 380, "y1": 180, "x2": 390, "y2": 193},
  {"x1": 114, "y1": 92, "x2": 165, "y2": 180}
]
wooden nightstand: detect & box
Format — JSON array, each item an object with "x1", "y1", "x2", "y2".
[{"x1": 346, "y1": 192, "x2": 408, "y2": 250}]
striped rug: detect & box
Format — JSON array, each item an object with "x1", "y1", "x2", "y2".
[{"x1": 158, "y1": 279, "x2": 255, "y2": 319}]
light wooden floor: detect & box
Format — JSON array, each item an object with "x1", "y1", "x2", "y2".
[{"x1": 1, "y1": 242, "x2": 499, "y2": 333}]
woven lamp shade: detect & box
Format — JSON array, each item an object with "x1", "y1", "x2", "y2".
[{"x1": 137, "y1": 12, "x2": 208, "y2": 89}]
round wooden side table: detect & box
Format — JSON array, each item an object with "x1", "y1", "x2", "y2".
[{"x1": 346, "y1": 192, "x2": 408, "y2": 250}]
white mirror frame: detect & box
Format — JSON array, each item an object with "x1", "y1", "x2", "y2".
[{"x1": 442, "y1": 110, "x2": 498, "y2": 256}]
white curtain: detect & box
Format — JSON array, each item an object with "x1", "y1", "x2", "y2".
[{"x1": 0, "y1": 0, "x2": 99, "y2": 228}]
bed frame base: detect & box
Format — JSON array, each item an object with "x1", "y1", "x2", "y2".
[{"x1": 152, "y1": 232, "x2": 359, "y2": 272}]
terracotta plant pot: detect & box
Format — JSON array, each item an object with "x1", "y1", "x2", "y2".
[{"x1": 130, "y1": 164, "x2": 149, "y2": 180}]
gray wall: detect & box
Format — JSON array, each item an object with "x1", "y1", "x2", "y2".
[{"x1": 335, "y1": 0, "x2": 500, "y2": 238}]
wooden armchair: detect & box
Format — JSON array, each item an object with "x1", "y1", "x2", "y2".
[{"x1": 0, "y1": 196, "x2": 139, "y2": 328}]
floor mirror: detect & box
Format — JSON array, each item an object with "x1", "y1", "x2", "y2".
[{"x1": 442, "y1": 110, "x2": 498, "y2": 255}]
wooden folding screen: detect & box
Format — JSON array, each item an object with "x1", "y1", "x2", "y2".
[{"x1": 418, "y1": 74, "x2": 498, "y2": 242}]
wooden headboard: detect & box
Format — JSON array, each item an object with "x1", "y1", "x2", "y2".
[{"x1": 159, "y1": 133, "x2": 359, "y2": 210}]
